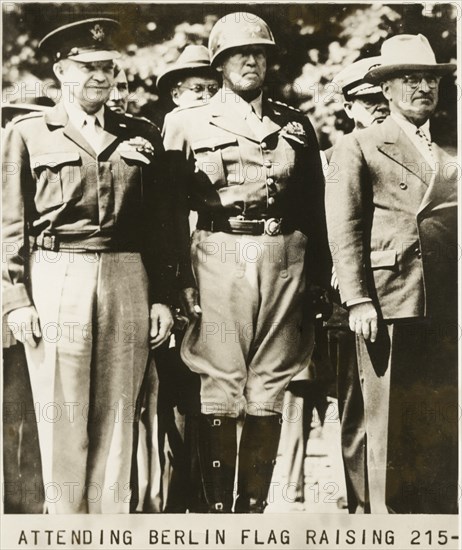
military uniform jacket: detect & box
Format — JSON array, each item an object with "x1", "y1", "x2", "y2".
[
  {"x1": 162, "y1": 91, "x2": 331, "y2": 291},
  {"x1": 2, "y1": 102, "x2": 176, "y2": 314},
  {"x1": 326, "y1": 115, "x2": 458, "y2": 321}
]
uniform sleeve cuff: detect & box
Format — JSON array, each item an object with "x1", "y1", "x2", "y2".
[{"x1": 346, "y1": 297, "x2": 372, "y2": 307}]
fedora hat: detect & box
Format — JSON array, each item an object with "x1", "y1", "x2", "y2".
[
  {"x1": 156, "y1": 45, "x2": 217, "y2": 94},
  {"x1": 365, "y1": 34, "x2": 456, "y2": 83},
  {"x1": 333, "y1": 56, "x2": 383, "y2": 99}
]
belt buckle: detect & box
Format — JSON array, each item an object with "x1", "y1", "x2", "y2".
[
  {"x1": 42, "y1": 235, "x2": 58, "y2": 251},
  {"x1": 264, "y1": 218, "x2": 282, "y2": 236}
]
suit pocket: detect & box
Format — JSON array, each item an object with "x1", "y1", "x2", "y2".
[
  {"x1": 192, "y1": 136, "x2": 242, "y2": 186},
  {"x1": 370, "y1": 249, "x2": 397, "y2": 269},
  {"x1": 31, "y1": 152, "x2": 82, "y2": 211}
]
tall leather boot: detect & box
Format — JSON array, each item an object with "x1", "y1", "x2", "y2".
[
  {"x1": 235, "y1": 414, "x2": 282, "y2": 513},
  {"x1": 198, "y1": 414, "x2": 237, "y2": 513}
]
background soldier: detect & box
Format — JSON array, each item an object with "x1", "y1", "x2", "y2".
[
  {"x1": 142, "y1": 44, "x2": 219, "y2": 513},
  {"x1": 324, "y1": 56, "x2": 389, "y2": 514},
  {"x1": 163, "y1": 12, "x2": 331, "y2": 513},
  {"x1": 106, "y1": 63, "x2": 129, "y2": 114},
  {"x1": 326, "y1": 34, "x2": 458, "y2": 513},
  {"x1": 2, "y1": 18, "x2": 174, "y2": 513}
]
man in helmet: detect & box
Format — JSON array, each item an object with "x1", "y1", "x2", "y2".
[
  {"x1": 163, "y1": 12, "x2": 330, "y2": 513},
  {"x1": 2, "y1": 18, "x2": 175, "y2": 513}
]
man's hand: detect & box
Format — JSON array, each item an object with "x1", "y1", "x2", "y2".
[
  {"x1": 348, "y1": 302, "x2": 378, "y2": 342},
  {"x1": 6, "y1": 306, "x2": 41, "y2": 347},
  {"x1": 179, "y1": 287, "x2": 201, "y2": 320},
  {"x1": 150, "y1": 303, "x2": 174, "y2": 349}
]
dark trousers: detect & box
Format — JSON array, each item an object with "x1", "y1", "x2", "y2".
[
  {"x1": 357, "y1": 317, "x2": 458, "y2": 514},
  {"x1": 3, "y1": 343, "x2": 44, "y2": 513},
  {"x1": 328, "y1": 325, "x2": 368, "y2": 513}
]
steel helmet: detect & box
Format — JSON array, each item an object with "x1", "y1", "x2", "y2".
[{"x1": 208, "y1": 12, "x2": 276, "y2": 66}]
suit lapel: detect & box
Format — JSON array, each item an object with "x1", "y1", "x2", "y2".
[
  {"x1": 45, "y1": 102, "x2": 96, "y2": 157},
  {"x1": 99, "y1": 107, "x2": 122, "y2": 154},
  {"x1": 209, "y1": 92, "x2": 259, "y2": 142},
  {"x1": 260, "y1": 100, "x2": 282, "y2": 140},
  {"x1": 45, "y1": 103, "x2": 123, "y2": 157},
  {"x1": 377, "y1": 117, "x2": 434, "y2": 186}
]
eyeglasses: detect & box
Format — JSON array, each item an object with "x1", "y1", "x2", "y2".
[
  {"x1": 401, "y1": 73, "x2": 440, "y2": 89},
  {"x1": 178, "y1": 83, "x2": 219, "y2": 94}
]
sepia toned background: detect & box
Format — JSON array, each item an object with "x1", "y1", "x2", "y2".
[{"x1": 2, "y1": 2, "x2": 458, "y2": 152}]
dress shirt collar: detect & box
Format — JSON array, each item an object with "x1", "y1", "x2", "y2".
[
  {"x1": 221, "y1": 86, "x2": 263, "y2": 120},
  {"x1": 63, "y1": 99, "x2": 105, "y2": 130},
  {"x1": 390, "y1": 111, "x2": 431, "y2": 141}
]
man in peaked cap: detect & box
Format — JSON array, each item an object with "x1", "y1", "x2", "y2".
[
  {"x1": 163, "y1": 12, "x2": 331, "y2": 513},
  {"x1": 2, "y1": 18, "x2": 175, "y2": 513},
  {"x1": 326, "y1": 34, "x2": 458, "y2": 513},
  {"x1": 322, "y1": 56, "x2": 389, "y2": 514}
]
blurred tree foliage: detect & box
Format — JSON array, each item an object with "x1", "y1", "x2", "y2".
[{"x1": 2, "y1": 2, "x2": 458, "y2": 148}]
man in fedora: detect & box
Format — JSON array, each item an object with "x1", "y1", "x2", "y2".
[
  {"x1": 326, "y1": 34, "x2": 458, "y2": 513},
  {"x1": 2, "y1": 18, "x2": 175, "y2": 513},
  {"x1": 157, "y1": 44, "x2": 219, "y2": 109},
  {"x1": 125, "y1": 46, "x2": 219, "y2": 513},
  {"x1": 163, "y1": 13, "x2": 331, "y2": 513}
]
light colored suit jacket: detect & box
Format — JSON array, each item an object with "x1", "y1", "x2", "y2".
[{"x1": 326, "y1": 116, "x2": 458, "y2": 320}]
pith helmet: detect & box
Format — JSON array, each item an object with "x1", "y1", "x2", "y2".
[{"x1": 208, "y1": 12, "x2": 276, "y2": 66}]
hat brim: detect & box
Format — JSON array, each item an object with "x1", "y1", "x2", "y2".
[
  {"x1": 157, "y1": 63, "x2": 217, "y2": 93},
  {"x1": 67, "y1": 50, "x2": 121, "y2": 63},
  {"x1": 212, "y1": 40, "x2": 276, "y2": 66},
  {"x1": 365, "y1": 63, "x2": 456, "y2": 83},
  {"x1": 345, "y1": 82, "x2": 383, "y2": 97}
]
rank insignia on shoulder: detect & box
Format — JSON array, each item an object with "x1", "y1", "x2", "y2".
[{"x1": 280, "y1": 121, "x2": 308, "y2": 145}]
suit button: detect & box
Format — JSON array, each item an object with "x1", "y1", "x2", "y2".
[
  {"x1": 263, "y1": 160, "x2": 272, "y2": 168},
  {"x1": 261, "y1": 141, "x2": 267, "y2": 149},
  {"x1": 415, "y1": 247, "x2": 422, "y2": 258},
  {"x1": 266, "y1": 178, "x2": 274, "y2": 185},
  {"x1": 399, "y1": 182, "x2": 408, "y2": 190},
  {"x1": 268, "y1": 197, "x2": 275, "y2": 205}
]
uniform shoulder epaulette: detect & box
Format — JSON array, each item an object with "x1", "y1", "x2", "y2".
[
  {"x1": 268, "y1": 98, "x2": 301, "y2": 113},
  {"x1": 10, "y1": 111, "x2": 45, "y2": 124}
]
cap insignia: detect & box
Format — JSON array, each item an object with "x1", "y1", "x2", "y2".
[{"x1": 90, "y1": 24, "x2": 105, "y2": 42}]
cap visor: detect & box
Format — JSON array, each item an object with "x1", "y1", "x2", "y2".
[{"x1": 68, "y1": 50, "x2": 120, "y2": 62}]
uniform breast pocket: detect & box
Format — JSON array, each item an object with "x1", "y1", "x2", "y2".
[
  {"x1": 31, "y1": 152, "x2": 82, "y2": 212},
  {"x1": 118, "y1": 149, "x2": 151, "y2": 183},
  {"x1": 281, "y1": 134, "x2": 309, "y2": 164},
  {"x1": 192, "y1": 136, "x2": 243, "y2": 186}
]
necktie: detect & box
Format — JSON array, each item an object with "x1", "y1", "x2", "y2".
[
  {"x1": 416, "y1": 127, "x2": 435, "y2": 166},
  {"x1": 81, "y1": 115, "x2": 103, "y2": 153},
  {"x1": 246, "y1": 105, "x2": 266, "y2": 140}
]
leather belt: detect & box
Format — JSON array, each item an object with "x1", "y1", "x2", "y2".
[
  {"x1": 197, "y1": 216, "x2": 289, "y2": 236},
  {"x1": 32, "y1": 234, "x2": 139, "y2": 253}
]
